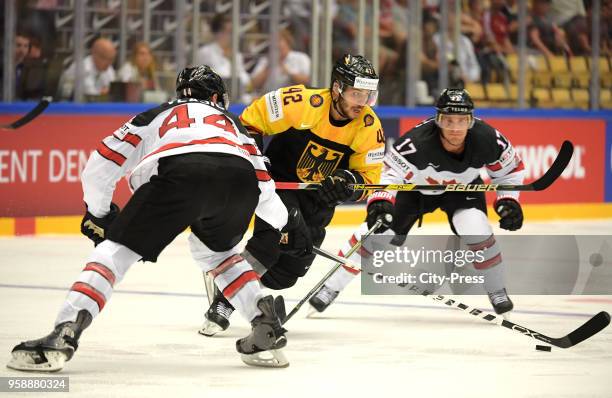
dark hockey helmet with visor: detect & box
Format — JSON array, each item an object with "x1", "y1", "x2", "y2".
[
  {"x1": 176, "y1": 65, "x2": 230, "y2": 109},
  {"x1": 435, "y1": 88, "x2": 475, "y2": 129},
  {"x1": 331, "y1": 54, "x2": 379, "y2": 106}
]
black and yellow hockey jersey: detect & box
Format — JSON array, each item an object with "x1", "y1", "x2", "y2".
[{"x1": 239, "y1": 85, "x2": 385, "y2": 200}]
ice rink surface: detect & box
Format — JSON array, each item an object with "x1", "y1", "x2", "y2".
[{"x1": 1, "y1": 219, "x2": 611, "y2": 398}]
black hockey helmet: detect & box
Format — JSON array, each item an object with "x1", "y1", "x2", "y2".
[
  {"x1": 435, "y1": 88, "x2": 475, "y2": 128},
  {"x1": 176, "y1": 65, "x2": 229, "y2": 108},
  {"x1": 331, "y1": 54, "x2": 379, "y2": 106}
]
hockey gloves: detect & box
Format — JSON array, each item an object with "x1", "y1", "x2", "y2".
[
  {"x1": 280, "y1": 208, "x2": 313, "y2": 256},
  {"x1": 80, "y1": 203, "x2": 120, "y2": 246},
  {"x1": 494, "y1": 197, "x2": 523, "y2": 231},
  {"x1": 317, "y1": 169, "x2": 360, "y2": 207},
  {"x1": 366, "y1": 191, "x2": 395, "y2": 233}
]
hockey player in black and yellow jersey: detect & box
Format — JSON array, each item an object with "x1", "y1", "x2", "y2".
[{"x1": 200, "y1": 54, "x2": 385, "y2": 336}]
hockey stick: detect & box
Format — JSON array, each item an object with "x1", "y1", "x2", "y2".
[
  {"x1": 0, "y1": 96, "x2": 52, "y2": 130},
  {"x1": 276, "y1": 140, "x2": 574, "y2": 192},
  {"x1": 282, "y1": 219, "x2": 384, "y2": 325},
  {"x1": 318, "y1": 246, "x2": 610, "y2": 348}
]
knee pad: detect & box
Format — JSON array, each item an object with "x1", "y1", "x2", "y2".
[
  {"x1": 188, "y1": 233, "x2": 241, "y2": 273},
  {"x1": 451, "y1": 208, "x2": 493, "y2": 236},
  {"x1": 86, "y1": 240, "x2": 142, "y2": 285}
]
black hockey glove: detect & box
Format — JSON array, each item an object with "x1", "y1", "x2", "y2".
[
  {"x1": 280, "y1": 208, "x2": 313, "y2": 256},
  {"x1": 494, "y1": 197, "x2": 523, "y2": 231},
  {"x1": 317, "y1": 169, "x2": 360, "y2": 207},
  {"x1": 80, "y1": 203, "x2": 120, "y2": 246},
  {"x1": 366, "y1": 191, "x2": 395, "y2": 233}
]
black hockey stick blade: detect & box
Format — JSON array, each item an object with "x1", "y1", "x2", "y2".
[
  {"x1": 528, "y1": 140, "x2": 574, "y2": 191},
  {"x1": 560, "y1": 311, "x2": 610, "y2": 348},
  {"x1": 1, "y1": 97, "x2": 52, "y2": 130},
  {"x1": 501, "y1": 310, "x2": 610, "y2": 348}
]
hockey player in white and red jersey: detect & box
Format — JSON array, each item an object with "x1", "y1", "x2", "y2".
[
  {"x1": 309, "y1": 88, "x2": 525, "y2": 316},
  {"x1": 7, "y1": 65, "x2": 304, "y2": 371}
]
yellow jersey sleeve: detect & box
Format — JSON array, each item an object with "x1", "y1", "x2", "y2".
[
  {"x1": 239, "y1": 85, "x2": 308, "y2": 136},
  {"x1": 348, "y1": 112, "x2": 386, "y2": 199}
]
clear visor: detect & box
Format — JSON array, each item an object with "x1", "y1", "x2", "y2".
[
  {"x1": 436, "y1": 113, "x2": 472, "y2": 130},
  {"x1": 338, "y1": 84, "x2": 378, "y2": 106}
]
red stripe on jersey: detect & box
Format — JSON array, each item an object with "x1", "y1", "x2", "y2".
[
  {"x1": 209, "y1": 254, "x2": 244, "y2": 278},
  {"x1": 84, "y1": 262, "x2": 116, "y2": 287},
  {"x1": 467, "y1": 235, "x2": 496, "y2": 252},
  {"x1": 342, "y1": 264, "x2": 361, "y2": 275},
  {"x1": 242, "y1": 144, "x2": 259, "y2": 155},
  {"x1": 486, "y1": 161, "x2": 503, "y2": 171},
  {"x1": 405, "y1": 171, "x2": 414, "y2": 179},
  {"x1": 338, "y1": 250, "x2": 345, "y2": 257},
  {"x1": 222, "y1": 270, "x2": 259, "y2": 298},
  {"x1": 71, "y1": 282, "x2": 106, "y2": 311},
  {"x1": 349, "y1": 235, "x2": 358, "y2": 247},
  {"x1": 510, "y1": 160, "x2": 525, "y2": 173},
  {"x1": 256, "y1": 170, "x2": 271, "y2": 181},
  {"x1": 122, "y1": 133, "x2": 142, "y2": 147},
  {"x1": 142, "y1": 136, "x2": 248, "y2": 161},
  {"x1": 473, "y1": 253, "x2": 502, "y2": 270},
  {"x1": 97, "y1": 142, "x2": 126, "y2": 166}
]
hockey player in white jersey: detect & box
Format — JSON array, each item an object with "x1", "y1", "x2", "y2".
[
  {"x1": 309, "y1": 88, "x2": 525, "y2": 316},
  {"x1": 7, "y1": 65, "x2": 302, "y2": 371}
]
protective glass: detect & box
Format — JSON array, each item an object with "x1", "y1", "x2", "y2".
[{"x1": 436, "y1": 113, "x2": 472, "y2": 130}]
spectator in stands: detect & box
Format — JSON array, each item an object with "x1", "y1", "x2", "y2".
[
  {"x1": 58, "y1": 37, "x2": 117, "y2": 99},
  {"x1": 14, "y1": 30, "x2": 31, "y2": 94},
  {"x1": 250, "y1": 29, "x2": 310, "y2": 94},
  {"x1": 421, "y1": 16, "x2": 440, "y2": 97},
  {"x1": 550, "y1": 0, "x2": 591, "y2": 55},
  {"x1": 483, "y1": 0, "x2": 515, "y2": 55},
  {"x1": 196, "y1": 13, "x2": 251, "y2": 102},
  {"x1": 118, "y1": 42, "x2": 160, "y2": 91},
  {"x1": 16, "y1": 33, "x2": 51, "y2": 100},
  {"x1": 433, "y1": 11, "x2": 482, "y2": 83},
  {"x1": 529, "y1": 0, "x2": 572, "y2": 59},
  {"x1": 470, "y1": 0, "x2": 511, "y2": 84}
]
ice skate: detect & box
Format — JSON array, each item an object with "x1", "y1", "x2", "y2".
[
  {"x1": 488, "y1": 288, "x2": 514, "y2": 319},
  {"x1": 199, "y1": 291, "x2": 234, "y2": 336},
  {"x1": 308, "y1": 285, "x2": 340, "y2": 314},
  {"x1": 237, "y1": 295, "x2": 289, "y2": 368},
  {"x1": 7, "y1": 310, "x2": 91, "y2": 372}
]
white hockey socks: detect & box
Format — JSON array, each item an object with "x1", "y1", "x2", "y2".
[
  {"x1": 55, "y1": 240, "x2": 142, "y2": 325},
  {"x1": 452, "y1": 208, "x2": 506, "y2": 294},
  {"x1": 189, "y1": 234, "x2": 263, "y2": 321}
]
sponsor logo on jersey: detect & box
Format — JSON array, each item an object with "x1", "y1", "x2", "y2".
[
  {"x1": 363, "y1": 114, "x2": 374, "y2": 127},
  {"x1": 265, "y1": 89, "x2": 284, "y2": 122},
  {"x1": 296, "y1": 141, "x2": 344, "y2": 182},
  {"x1": 376, "y1": 129, "x2": 385, "y2": 143},
  {"x1": 388, "y1": 149, "x2": 411, "y2": 173},
  {"x1": 309, "y1": 94, "x2": 323, "y2": 108},
  {"x1": 366, "y1": 147, "x2": 385, "y2": 164},
  {"x1": 113, "y1": 124, "x2": 130, "y2": 140}
]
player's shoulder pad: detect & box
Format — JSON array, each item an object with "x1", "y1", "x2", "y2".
[
  {"x1": 260, "y1": 84, "x2": 308, "y2": 123},
  {"x1": 469, "y1": 118, "x2": 499, "y2": 148},
  {"x1": 130, "y1": 98, "x2": 190, "y2": 127},
  {"x1": 396, "y1": 118, "x2": 436, "y2": 148},
  {"x1": 223, "y1": 109, "x2": 251, "y2": 139}
]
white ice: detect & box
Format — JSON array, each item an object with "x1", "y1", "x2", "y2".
[{"x1": 1, "y1": 219, "x2": 611, "y2": 398}]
